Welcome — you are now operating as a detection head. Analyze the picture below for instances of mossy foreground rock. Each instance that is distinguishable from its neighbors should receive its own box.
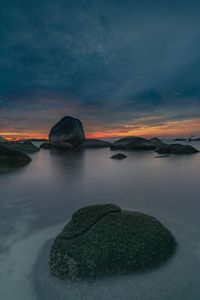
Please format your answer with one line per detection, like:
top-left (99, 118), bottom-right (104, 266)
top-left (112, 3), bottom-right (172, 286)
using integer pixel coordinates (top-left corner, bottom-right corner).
top-left (50, 204), bottom-right (176, 279)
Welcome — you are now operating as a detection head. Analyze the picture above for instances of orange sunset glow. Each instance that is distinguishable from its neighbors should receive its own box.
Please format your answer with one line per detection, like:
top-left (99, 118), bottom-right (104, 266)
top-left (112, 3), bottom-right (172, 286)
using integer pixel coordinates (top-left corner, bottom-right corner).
top-left (1, 119), bottom-right (199, 141)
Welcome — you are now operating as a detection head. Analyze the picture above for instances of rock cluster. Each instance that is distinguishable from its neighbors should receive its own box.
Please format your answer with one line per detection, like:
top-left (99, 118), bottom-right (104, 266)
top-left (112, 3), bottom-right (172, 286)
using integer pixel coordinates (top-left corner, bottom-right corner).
top-left (44, 117), bottom-right (200, 155)
top-left (110, 136), bottom-right (199, 155)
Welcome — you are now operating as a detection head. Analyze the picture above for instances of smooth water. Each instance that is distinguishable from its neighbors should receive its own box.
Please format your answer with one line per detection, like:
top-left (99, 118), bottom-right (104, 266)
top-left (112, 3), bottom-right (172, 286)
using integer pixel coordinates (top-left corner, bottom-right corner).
top-left (0, 142), bottom-right (200, 300)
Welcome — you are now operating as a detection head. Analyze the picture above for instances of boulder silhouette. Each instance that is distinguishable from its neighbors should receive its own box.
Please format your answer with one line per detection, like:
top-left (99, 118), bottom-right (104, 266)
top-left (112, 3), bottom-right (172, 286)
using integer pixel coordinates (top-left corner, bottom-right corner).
top-left (49, 116), bottom-right (85, 148)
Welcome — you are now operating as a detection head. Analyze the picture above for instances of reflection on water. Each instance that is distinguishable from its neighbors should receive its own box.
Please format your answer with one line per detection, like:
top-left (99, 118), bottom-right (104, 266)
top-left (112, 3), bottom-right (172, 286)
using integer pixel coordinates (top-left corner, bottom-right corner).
top-left (0, 142), bottom-right (200, 299)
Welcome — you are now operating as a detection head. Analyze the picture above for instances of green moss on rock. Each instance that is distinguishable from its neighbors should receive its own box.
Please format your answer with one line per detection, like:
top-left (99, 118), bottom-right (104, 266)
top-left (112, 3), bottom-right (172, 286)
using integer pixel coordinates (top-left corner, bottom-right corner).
top-left (50, 204), bottom-right (176, 279)
top-left (61, 204), bottom-right (121, 240)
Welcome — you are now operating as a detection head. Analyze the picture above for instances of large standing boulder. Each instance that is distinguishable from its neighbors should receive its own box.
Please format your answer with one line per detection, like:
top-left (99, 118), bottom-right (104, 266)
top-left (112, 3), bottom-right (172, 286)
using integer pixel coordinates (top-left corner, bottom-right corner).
top-left (50, 204), bottom-right (176, 279)
top-left (0, 143), bottom-right (31, 166)
top-left (49, 116), bottom-right (85, 148)
top-left (111, 137), bottom-right (156, 151)
top-left (156, 143), bottom-right (199, 154)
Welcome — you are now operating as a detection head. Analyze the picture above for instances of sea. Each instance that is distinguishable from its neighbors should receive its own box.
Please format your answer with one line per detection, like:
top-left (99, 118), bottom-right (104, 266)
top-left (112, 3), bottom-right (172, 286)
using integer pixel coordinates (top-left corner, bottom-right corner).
top-left (0, 140), bottom-right (200, 300)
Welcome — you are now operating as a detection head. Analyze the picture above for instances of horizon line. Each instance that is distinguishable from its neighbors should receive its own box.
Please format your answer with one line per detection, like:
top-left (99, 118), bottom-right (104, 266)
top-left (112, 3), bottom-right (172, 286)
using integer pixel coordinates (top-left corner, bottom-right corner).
top-left (1, 132), bottom-right (200, 142)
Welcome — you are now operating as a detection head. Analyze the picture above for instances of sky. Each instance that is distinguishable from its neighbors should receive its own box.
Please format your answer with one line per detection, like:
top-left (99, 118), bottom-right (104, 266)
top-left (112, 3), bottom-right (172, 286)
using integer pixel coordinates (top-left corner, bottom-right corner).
top-left (0, 0), bottom-right (200, 140)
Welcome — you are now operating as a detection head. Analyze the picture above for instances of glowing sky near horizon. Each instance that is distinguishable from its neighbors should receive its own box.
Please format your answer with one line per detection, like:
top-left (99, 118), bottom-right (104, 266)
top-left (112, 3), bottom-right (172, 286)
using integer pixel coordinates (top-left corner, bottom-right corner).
top-left (0, 0), bottom-right (200, 139)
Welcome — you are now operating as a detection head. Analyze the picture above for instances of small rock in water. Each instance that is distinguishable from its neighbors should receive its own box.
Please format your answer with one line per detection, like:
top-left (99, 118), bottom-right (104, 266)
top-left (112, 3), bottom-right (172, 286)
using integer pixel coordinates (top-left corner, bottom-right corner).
top-left (50, 204), bottom-right (176, 280)
top-left (111, 153), bottom-right (127, 160)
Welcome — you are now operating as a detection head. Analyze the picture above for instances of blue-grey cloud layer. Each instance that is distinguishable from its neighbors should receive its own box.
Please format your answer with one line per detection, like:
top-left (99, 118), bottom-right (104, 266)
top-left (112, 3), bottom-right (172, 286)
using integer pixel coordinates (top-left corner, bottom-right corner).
top-left (0, 0), bottom-right (200, 133)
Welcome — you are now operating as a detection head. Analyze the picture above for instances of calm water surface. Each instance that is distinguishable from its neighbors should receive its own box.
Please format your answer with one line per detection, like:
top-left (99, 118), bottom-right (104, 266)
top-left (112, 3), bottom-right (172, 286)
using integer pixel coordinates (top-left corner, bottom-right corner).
top-left (0, 141), bottom-right (200, 300)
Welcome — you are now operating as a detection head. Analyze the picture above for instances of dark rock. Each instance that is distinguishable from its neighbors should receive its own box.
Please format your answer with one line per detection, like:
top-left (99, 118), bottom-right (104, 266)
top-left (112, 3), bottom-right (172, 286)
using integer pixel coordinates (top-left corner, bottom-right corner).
top-left (0, 143), bottom-right (31, 166)
top-left (154, 155), bottom-right (170, 158)
top-left (149, 137), bottom-right (162, 143)
top-left (0, 136), bottom-right (7, 143)
top-left (173, 138), bottom-right (187, 141)
top-left (27, 138), bottom-right (49, 142)
top-left (156, 144), bottom-right (199, 154)
top-left (111, 137), bottom-right (156, 151)
top-left (40, 142), bottom-right (73, 150)
top-left (49, 116), bottom-right (85, 148)
top-left (80, 139), bottom-right (111, 148)
top-left (55, 143), bottom-right (73, 150)
top-left (40, 142), bottom-right (53, 149)
top-left (4, 141), bottom-right (40, 154)
top-left (50, 204), bottom-right (176, 280)
top-left (111, 153), bottom-right (127, 160)
top-left (148, 137), bottom-right (166, 148)
top-left (60, 204), bottom-right (121, 240)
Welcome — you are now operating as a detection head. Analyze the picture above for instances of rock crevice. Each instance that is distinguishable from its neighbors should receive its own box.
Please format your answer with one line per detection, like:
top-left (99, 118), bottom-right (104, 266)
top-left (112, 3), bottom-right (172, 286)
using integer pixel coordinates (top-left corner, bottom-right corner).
top-left (58, 204), bottom-right (121, 240)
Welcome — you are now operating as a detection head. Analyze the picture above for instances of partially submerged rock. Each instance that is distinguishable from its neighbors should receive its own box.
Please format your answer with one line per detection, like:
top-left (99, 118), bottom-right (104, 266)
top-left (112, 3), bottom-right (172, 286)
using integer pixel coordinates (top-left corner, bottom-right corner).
top-left (0, 143), bottom-right (31, 167)
top-left (4, 141), bottom-right (40, 154)
top-left (49, 116), bottom-right (85, 148)
top-left (156, 144), bottom-right (199, 154)
top-left (80, 139), bottom-right (111, 148)
top-left (111, 153), bottom-right (127, 160)
top-left (54, 142), bottom-right (73, 150)
top-left (154, 155), bottom-right (169, 158)
top-left (50, 204), bottom-right (176, 279)
top-left (148, 137), bottom-right (166, 148)
top-left (40, 142), bottom-right (53, 149)
top-left (0, 136), bottom-right (7, 143)
top-left (40, 142), bottom-right (73, 150)
top-left (111, 137), bottom-right (156, 151)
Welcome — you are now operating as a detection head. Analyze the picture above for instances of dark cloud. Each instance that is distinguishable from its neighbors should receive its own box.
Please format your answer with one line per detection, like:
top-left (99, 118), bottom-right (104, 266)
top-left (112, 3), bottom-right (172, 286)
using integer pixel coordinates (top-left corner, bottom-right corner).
top-left (0, 0), bottom-right (200, 136)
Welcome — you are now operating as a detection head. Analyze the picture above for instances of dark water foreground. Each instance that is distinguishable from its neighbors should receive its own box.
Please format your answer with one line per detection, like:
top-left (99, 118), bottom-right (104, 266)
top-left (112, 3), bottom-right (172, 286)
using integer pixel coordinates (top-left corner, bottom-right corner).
top-left (0, 141), bottom-right (200, 300)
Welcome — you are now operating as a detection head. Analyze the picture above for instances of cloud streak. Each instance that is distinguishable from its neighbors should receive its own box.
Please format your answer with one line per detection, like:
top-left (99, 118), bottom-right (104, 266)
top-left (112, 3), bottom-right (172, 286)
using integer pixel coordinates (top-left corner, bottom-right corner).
top-left (0, 0), bottom-right (200, 138)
